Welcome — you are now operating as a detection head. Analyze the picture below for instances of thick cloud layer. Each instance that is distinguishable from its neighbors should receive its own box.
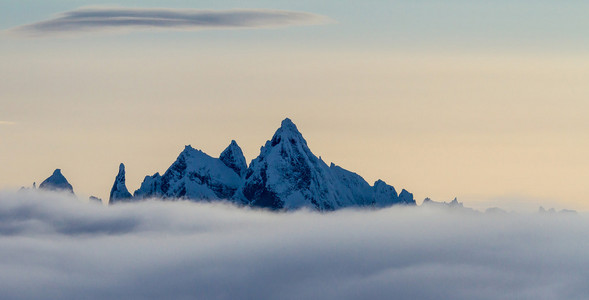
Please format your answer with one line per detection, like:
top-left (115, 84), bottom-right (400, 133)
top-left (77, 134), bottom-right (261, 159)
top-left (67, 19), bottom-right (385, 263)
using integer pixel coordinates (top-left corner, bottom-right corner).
top-left (0, 190), bottom-right (587, 300)
top-left (9, 7), bottom-right (328, 36)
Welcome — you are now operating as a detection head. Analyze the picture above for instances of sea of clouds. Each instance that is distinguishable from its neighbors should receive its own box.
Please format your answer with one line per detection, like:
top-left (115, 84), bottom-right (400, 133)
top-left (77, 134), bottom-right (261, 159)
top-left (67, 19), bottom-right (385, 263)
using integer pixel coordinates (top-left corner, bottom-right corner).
top-left (0, 190), bottom-right (587, 300)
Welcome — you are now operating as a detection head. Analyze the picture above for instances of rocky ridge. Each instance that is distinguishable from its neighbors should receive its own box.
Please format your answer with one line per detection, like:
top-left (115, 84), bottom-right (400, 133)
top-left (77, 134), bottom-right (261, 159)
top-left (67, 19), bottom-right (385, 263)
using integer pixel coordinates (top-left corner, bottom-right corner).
top-left (123, 118), bottom-right (415, 211)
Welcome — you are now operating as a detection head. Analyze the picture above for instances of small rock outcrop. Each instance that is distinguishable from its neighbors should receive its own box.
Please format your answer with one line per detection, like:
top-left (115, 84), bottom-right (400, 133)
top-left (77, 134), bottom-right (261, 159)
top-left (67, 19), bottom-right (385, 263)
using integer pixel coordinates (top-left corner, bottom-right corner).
top-left (89, 196), bottom-right (103, 203)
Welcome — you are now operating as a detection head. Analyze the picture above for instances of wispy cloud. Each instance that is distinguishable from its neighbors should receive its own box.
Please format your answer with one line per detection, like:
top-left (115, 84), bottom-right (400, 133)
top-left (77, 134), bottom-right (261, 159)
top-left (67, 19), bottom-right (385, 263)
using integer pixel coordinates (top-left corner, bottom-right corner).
top-left (0, 121), bottom-right (15, 125)
top-left (0, 190), bottom-right (587, 300)
top-left (7, 7), bottom-right (330, 37)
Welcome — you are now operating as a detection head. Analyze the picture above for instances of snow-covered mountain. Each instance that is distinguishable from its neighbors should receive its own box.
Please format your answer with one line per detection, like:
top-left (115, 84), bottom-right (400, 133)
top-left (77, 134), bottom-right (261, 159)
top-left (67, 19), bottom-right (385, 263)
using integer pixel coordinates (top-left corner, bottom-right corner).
top-left (237, 118), bottom-right (342, 210)
top-left (39, 169), bottom-right (74, 194)
top-left (118, 118), bottom-right (415, 210)
top-left (132, 144), bottom-right (242, 201)
top-left (236, 118), bottom-right (412, 210)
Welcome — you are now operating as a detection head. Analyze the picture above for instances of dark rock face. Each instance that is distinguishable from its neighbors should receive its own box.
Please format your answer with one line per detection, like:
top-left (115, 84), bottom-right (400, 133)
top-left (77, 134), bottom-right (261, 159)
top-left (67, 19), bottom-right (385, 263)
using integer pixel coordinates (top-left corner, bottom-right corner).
top-left (219, 140), bottom-right (247, 177)
top-left (241, 165), bottom-right (283, 210)
top-left (39, 169), bottom-right (74, 194)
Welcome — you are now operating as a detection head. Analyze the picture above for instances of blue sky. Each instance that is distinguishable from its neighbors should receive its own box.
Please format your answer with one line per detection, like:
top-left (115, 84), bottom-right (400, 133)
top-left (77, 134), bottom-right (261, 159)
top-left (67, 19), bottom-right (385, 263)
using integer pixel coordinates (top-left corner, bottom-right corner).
top-left (3, 1), bottom-right (589, 53)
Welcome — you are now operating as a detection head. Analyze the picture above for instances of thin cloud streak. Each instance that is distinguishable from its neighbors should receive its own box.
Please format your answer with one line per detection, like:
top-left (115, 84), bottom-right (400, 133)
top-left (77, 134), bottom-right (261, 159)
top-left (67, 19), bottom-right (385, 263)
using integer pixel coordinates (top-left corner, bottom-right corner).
top-left (8, 7), bottom-right (330, 37)
top-left (0, 121), bottom-right (15, 125)
top-left (0, 190), bottom-right (588, 300)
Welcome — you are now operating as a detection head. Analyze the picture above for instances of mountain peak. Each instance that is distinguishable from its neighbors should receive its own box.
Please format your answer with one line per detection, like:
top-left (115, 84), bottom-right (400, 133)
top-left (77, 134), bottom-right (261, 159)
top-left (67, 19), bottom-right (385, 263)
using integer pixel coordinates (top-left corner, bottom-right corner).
top-left (240, 117), bottom-right (354, 210)
top-left (179, 145), bottom-right (210, 159)
top-left (281, 117), bottom-right (296, 129)
top-left (110, 163), bottom-right (132, 204)
top-left (118, 163), bottom-right (125, 174)
top-left (270, 118), bottom-right (306, 148)
top-left (278, 118), bottom-right (302, 135)
top-left (398, 189), bottom-right (415, 205)
top-left (39, 169), bottom-right (74, 194)
top-left (220, 140), bottom-right (247, 177)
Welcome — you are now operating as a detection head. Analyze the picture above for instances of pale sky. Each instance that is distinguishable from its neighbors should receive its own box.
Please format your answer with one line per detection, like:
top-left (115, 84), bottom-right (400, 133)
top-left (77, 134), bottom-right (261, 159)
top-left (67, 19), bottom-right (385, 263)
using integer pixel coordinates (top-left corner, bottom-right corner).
top-left (1, 0), bottom-right (589, 211)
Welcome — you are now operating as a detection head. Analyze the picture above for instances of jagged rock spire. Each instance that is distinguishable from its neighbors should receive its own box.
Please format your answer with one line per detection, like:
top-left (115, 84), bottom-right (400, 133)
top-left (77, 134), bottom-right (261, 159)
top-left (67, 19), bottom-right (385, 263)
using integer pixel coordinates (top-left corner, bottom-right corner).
top-left (219, 140), bottom-right (247, 177)
top-left (109, 163), bottom-right (132, 204)
top-left (39, 169), bottom-right (74, 194)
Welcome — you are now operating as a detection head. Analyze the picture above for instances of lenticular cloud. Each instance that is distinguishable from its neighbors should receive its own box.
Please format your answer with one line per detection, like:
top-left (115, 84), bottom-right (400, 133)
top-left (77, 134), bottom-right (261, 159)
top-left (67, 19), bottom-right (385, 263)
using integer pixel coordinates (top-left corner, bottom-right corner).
top-left (8, 7), bottom-right (329, 37)
top-left (0, 190), bottom-right (588, 300)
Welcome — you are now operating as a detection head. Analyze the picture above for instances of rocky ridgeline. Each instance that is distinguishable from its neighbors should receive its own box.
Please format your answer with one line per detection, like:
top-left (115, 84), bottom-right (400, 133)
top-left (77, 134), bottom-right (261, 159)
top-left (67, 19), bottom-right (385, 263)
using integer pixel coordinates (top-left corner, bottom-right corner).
top-left (112, 118), bottom-right (416, 211)
top-left (27, 119), bottom-right (577, 213)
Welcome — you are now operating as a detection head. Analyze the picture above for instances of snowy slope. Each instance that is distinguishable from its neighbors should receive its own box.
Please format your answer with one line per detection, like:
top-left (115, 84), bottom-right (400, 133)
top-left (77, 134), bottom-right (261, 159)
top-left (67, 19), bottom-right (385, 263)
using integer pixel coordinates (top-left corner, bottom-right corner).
top-left (134, 173), bottom-right (162, 199)
top-left (134, 145), bottom-right (242, 200)
top-left (329, 163), bottom-right (374, 206)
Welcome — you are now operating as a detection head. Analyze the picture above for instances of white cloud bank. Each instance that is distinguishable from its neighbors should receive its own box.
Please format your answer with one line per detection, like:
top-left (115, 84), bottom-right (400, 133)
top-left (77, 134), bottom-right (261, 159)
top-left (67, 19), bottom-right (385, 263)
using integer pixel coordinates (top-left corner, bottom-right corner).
top-left (8, 7), bottom-right (329, 37)
top-left (0, 190), bottom-right (587, 300)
